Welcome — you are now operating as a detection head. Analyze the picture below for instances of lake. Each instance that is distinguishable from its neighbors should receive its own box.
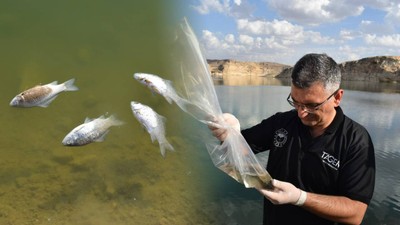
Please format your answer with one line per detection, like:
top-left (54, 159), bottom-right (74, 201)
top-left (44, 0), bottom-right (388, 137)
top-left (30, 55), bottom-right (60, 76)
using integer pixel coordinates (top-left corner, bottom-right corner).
top-left (212, 80), bottom-right (400, 225)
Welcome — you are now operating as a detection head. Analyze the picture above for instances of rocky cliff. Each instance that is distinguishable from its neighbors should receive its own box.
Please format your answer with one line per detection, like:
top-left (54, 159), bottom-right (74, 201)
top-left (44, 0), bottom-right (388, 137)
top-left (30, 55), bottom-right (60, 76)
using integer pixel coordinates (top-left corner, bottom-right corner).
top-left (208, 56), bottom-right (400, 83)
top-left (207, 59), bottom-right (291, 79)
top-left (340, 56), bottom-right (400, 82)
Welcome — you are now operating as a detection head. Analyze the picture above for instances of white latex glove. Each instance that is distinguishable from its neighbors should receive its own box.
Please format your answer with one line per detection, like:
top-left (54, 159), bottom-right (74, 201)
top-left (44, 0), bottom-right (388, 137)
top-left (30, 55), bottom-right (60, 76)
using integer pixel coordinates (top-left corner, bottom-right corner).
top-left (257, 179), bottom-right (307, 206)
top-left (208, 113), bottom-right (240, 142)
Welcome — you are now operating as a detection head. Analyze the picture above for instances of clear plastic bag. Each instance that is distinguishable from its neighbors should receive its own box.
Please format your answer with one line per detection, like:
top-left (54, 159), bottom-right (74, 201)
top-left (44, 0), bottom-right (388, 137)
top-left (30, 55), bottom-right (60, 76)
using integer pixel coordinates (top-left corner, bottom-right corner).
top-left (171, 18), bottom-right (273, 189)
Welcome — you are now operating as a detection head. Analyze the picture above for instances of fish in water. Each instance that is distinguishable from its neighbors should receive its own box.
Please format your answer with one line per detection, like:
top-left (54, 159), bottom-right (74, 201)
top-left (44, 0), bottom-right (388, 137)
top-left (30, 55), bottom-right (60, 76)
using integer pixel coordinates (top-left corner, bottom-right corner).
top-left (133, 72), bottom-right (212, 123)
top-left (62, 114), bottom-right (124, 146)
top-left (10, 78), bottom-right (79, 107)
top-left (133, 73), bottom-right (185, 105)
top-left (130, 101), bottom-right (174, 158)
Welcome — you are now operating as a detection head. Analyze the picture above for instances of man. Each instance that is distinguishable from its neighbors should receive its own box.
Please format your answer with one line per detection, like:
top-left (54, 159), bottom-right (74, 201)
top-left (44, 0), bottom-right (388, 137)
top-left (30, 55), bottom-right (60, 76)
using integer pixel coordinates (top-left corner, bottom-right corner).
top-left (210, 53), bottom-right (375, 225)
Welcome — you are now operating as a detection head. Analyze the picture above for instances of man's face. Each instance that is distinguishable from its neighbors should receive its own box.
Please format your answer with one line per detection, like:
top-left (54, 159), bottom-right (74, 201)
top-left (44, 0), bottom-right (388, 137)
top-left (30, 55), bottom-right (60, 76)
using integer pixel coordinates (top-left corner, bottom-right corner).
top-left (289, 83), bottom-right (342, 128)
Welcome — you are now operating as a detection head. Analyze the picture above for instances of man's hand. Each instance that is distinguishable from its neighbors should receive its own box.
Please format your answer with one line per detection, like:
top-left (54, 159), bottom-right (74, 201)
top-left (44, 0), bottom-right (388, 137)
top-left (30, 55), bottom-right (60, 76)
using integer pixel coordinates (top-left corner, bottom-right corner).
top-left (257, 179), bottom-right (306, 206)
top-left (208, 113), bottom-right (240, 142)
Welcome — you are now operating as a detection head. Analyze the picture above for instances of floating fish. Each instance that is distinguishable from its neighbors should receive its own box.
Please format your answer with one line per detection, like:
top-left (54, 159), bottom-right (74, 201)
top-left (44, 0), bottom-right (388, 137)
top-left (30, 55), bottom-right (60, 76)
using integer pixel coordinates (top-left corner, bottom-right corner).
top-left (62, 114), bottom-right (124, 146)
top-left (134, 72), bottom-right (212, 123)
top-left (130, 101), bottom-right (174, 158)
top-left (10, 78), bottom-right (79, 108)
top-left (133, 73), bottom-right (185, 105)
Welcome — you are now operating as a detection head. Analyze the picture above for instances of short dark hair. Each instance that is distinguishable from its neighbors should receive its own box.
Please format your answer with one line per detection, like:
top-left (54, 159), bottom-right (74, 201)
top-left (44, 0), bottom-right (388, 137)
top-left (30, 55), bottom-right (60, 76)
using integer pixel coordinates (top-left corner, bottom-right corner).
top-left (291, 53), bottom-right (341, 92)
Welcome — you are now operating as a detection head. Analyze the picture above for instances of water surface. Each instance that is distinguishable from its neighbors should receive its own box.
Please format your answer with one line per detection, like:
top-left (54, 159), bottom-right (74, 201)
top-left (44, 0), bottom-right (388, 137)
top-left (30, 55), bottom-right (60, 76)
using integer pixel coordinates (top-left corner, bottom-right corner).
top-left (0, 1), bottom-right (219, 224)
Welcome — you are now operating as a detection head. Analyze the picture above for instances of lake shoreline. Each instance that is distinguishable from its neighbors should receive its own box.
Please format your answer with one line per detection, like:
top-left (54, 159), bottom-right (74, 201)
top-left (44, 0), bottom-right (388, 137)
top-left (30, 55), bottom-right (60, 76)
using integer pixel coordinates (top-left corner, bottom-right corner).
top-left (212, 77), bottom-right (400, 94)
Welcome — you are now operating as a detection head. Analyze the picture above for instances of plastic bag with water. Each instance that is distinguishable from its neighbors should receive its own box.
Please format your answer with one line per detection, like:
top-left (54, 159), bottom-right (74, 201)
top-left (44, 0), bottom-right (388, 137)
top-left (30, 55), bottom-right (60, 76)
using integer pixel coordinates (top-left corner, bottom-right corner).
top-left (171, 18), bottom-right (273, 189)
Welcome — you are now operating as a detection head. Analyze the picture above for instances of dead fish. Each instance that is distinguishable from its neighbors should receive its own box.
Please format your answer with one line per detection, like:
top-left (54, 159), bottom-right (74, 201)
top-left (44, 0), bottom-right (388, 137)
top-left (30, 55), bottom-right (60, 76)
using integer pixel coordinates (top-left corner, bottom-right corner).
top-left (133, 73), bottom-right (184, 105)
top-left (10, 78), bottom-right (79, 107)
top-left (130, 101), bottom-right (174, 157)
top-left (62, 114), bottom-right (124, 146)
top-left (133, 72), bottom-right (212, 122)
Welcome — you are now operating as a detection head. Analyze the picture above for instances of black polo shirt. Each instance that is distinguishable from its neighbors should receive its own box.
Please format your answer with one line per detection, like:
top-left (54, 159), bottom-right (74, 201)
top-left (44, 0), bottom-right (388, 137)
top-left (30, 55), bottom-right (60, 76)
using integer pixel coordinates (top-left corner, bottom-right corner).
top-left (241, 106), bottom-right (375, 225)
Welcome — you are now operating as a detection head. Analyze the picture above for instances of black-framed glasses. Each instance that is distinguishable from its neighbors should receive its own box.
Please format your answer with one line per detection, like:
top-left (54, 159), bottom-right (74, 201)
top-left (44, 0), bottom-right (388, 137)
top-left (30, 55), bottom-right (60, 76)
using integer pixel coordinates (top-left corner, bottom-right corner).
top-left (287, 88), bottom-right (339, 113)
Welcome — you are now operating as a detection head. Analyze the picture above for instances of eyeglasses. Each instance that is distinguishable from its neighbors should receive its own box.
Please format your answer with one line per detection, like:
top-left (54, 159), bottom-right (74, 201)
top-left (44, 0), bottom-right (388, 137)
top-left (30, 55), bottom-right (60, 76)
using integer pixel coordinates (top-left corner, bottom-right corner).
top-left (287, 89), bottom-right (339, 113)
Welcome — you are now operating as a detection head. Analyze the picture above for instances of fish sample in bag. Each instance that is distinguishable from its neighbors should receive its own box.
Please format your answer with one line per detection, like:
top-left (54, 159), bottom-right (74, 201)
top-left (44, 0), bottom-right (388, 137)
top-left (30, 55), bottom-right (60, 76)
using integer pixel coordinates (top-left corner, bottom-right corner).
top-left (130, 101), bottom-right (174, 158)
top-left (62, 114), bottom-right (124, 146)
top-left (170, 18), bottom-right (273, 189)
top-left (10, 78), bottom-right (79, 107)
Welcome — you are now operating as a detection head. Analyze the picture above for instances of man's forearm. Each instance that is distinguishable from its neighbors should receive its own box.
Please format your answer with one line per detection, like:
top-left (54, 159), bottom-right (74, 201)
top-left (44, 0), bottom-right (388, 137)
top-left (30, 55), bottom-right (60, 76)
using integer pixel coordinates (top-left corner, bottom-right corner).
top-left (302, 192), bottom-right (368, 225)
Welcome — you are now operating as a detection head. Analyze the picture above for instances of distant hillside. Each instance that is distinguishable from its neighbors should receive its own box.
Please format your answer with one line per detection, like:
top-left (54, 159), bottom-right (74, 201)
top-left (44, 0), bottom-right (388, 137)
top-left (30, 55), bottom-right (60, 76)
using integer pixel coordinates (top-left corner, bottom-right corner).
top-left (207, 59), bottom-right (291, 79)
top-left (340, 56), bottom-right (400, 82)
top-left (208, 56), bottom-right (400, 83)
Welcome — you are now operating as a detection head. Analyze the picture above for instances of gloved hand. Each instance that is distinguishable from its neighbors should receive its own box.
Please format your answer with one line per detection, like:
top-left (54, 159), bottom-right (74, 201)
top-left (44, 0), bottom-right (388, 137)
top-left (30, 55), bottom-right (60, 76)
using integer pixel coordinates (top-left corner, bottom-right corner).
top-left (208, 113), bottom-right (240, 142)
top-left (257, 179), bottom-right (307, 206)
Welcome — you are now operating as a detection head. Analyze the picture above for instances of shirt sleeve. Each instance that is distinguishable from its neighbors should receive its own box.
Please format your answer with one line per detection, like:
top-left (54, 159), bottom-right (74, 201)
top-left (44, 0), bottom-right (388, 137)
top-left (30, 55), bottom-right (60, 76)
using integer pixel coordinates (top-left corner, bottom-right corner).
top-left (241, 114), bottom-right (277, 154)
top-left (338, 125), bottom-right (375, 204)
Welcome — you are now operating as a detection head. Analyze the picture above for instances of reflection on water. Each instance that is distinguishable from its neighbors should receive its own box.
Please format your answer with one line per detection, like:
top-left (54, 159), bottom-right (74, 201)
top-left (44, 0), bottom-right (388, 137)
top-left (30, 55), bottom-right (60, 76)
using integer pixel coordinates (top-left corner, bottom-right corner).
top-left (213, 75), bottom-right (291, 86)
top-left (214, 85), bottom-right (400, 225)
top-left (214, 76), bottom-right (400, 94)
top-left (341, 81), bottom-right (400, 94)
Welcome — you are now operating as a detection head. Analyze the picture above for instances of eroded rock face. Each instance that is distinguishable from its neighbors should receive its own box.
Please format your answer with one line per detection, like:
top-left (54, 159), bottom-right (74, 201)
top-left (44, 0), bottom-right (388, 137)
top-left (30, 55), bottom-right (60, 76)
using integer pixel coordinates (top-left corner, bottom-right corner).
top-left (339, 56), bottom-right (400, 82)
top-left (207, 59), bottom-right (290, 78)
top-left (209, 56), bottom-right (400, 83)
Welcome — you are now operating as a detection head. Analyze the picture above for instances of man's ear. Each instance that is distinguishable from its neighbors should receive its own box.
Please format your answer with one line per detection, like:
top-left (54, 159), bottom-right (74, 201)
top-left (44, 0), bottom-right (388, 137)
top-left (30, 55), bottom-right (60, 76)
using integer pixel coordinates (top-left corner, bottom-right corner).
top-left (333, 89), bottom-right (343, 106)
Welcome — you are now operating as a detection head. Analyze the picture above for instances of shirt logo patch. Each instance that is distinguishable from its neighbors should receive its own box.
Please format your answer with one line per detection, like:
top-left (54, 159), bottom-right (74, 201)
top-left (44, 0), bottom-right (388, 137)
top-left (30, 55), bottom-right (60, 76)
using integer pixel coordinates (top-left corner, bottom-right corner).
top-left (321, 151), bottom-right (340, 170)
top-left (274, 128), bottom-right (288, 147)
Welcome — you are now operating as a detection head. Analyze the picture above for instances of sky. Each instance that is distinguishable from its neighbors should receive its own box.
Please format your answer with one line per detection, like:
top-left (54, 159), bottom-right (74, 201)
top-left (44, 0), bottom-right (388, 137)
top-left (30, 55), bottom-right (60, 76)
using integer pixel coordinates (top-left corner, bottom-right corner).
top-left (187, 0), bottom-right (400, 65)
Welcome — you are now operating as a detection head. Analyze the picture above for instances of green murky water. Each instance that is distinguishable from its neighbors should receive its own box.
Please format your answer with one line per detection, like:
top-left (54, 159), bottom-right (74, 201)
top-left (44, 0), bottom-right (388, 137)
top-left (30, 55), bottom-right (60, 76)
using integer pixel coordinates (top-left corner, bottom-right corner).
top-left (0, 1), bottom-right (220, 224)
